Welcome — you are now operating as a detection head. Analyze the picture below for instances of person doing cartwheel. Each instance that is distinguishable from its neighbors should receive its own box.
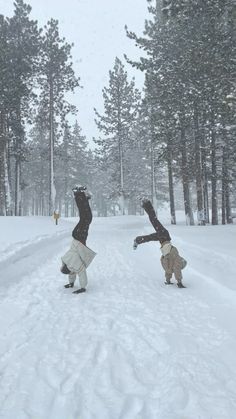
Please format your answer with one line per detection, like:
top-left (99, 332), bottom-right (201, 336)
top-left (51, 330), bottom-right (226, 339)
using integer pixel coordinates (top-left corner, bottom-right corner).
top-left (133, 199), bottom-right (187, 288)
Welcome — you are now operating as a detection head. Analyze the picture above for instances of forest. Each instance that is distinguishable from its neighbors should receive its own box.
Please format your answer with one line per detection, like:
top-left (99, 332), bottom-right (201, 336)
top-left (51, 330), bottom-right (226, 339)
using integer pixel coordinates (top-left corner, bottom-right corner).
top-left (0, 0), bottom-right (236, 225)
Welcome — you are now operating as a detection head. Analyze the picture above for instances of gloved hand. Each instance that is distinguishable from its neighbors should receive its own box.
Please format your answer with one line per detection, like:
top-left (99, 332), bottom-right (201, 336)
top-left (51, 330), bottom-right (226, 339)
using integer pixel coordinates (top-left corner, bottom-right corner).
top-left (133, 239), bottom-right (138, 250)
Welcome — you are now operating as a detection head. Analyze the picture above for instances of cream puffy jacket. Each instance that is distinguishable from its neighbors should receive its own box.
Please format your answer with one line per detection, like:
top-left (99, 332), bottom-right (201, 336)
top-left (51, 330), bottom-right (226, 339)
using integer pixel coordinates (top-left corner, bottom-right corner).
top-left (160, 242), bottom-right (172, 256)
top-left (61, 239), bottom-right (96, 274)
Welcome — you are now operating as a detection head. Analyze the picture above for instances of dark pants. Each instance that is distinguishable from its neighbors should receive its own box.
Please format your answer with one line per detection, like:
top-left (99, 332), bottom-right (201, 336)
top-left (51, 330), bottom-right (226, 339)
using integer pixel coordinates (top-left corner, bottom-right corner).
top-left (143, 200), bottom-right (171, 241)
top-left (72, 192), bottom-right (92, 245)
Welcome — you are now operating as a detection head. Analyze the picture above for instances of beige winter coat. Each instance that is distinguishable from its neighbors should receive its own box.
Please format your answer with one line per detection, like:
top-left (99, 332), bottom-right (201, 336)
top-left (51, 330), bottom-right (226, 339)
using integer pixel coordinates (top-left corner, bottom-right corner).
top-left (160, 241), bottom-right (187, 282)
top-left (61, 239), bottom-right (96, 274)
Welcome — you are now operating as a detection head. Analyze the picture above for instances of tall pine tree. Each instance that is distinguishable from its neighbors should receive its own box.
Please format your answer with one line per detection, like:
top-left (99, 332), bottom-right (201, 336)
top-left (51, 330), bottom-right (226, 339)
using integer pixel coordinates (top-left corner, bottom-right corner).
top-left (95, 57), bottom-right (140, 214)
top-left (38, 19), bottom-right (80, 215)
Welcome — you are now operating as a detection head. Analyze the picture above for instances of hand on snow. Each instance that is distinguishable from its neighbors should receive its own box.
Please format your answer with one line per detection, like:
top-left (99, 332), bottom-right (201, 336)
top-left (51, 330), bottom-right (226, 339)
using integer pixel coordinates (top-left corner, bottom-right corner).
top-left (133, 239), bottom-right (138, 250)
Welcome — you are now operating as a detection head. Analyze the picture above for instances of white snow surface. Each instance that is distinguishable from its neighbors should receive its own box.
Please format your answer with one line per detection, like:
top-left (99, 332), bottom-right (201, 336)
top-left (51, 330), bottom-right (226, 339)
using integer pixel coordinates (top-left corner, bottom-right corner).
top-left (0, 214), bottom-right (236, 419)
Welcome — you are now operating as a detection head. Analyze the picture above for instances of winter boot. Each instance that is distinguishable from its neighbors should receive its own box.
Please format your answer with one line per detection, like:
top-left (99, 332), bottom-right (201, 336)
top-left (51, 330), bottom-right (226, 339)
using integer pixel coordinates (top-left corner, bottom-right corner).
top-left (64, 283), bottom-right (74, 288)
top-left (72, 186), bottom-right (91, 200)
top-left (140, 198), bottom-right (151, 208)
top-left (177, 282), bottom-right (186, 288)
top-left (72, 185), bottom-right (87, 193)
top-left (165, 280), bottom-right (173, 285)
top-left (73, 288), bottom-right (86, 294)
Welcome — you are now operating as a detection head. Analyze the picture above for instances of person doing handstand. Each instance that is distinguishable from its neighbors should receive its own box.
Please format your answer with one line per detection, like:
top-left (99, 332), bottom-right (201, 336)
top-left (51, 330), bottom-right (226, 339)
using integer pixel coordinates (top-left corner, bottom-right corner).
top-left (61, 186), bottom-right (96, 294)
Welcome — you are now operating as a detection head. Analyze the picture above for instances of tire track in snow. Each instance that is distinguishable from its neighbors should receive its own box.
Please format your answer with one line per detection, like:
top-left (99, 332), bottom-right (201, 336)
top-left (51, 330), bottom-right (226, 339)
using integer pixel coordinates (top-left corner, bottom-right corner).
top-left (0, 230), bottom-right (69, 294)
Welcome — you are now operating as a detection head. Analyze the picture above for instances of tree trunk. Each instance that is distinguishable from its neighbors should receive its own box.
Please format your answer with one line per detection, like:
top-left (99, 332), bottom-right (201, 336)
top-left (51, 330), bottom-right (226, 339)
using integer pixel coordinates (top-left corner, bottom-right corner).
top-left (225, 179), bottom-right (232, 223)
top-left (194, 103), bottom-right (205, 225)
top-left (180, 124), bottom-right (194, 225)
top-left (14, 158), bottom-right (21, 215)
top-left (49, 78), bottom-right (56, 216)
top-left (118, 131), bottom-right (125, 215)
top-left (0, 111), bottom-right (11, 215)
top-left (0, 133), bottom-right (6, 215)
top-left (65, 201), bottom-right (69, 217)
top-left (221, 146), bottom-right (226, 225)
top-left (117, 97), bottom-right (125, 215)
top-left (221, 118), bottom-right (232, 224)
top-left (14, 108), bottom-right (23, 216)
top-left (201, 132), bottom-right (210, 224)
top-left (210, 109), bottom-right (218, 225)
top-left (224, 130), bottom-right (232, 224)
top-left (167, 139), bottom-right (176, 224)
top-left (151, 132), bottom-right (158, 213)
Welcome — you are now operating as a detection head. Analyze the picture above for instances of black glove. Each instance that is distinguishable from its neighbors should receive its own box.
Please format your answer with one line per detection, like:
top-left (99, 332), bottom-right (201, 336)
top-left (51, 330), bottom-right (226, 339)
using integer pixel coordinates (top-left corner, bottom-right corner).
top-left (134, 236), bottom-right (145, 247)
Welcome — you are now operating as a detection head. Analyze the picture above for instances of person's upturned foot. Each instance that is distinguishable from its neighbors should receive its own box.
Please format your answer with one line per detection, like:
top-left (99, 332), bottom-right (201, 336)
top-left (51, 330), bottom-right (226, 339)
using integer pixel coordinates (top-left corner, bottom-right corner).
top-left (64, 283), bottom-right (74, 288)
top-left (140, 197), bottom-right (150, 207)
top-left (72, 185), bottom-right (87, 193)
top-left (177, 282), bottom-right (186, 288)
top-left (72, 185), bottom-right (91, 199)
top-left (141, 199), bottom-right (153, 212)
top-left (73, 288), bottom-right (86, 294)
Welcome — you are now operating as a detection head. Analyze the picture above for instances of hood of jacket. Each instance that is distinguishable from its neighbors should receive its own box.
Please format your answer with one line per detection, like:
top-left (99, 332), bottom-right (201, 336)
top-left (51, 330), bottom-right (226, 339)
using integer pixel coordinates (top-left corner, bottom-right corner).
top-left (160, 241), bottom-right (172, 256)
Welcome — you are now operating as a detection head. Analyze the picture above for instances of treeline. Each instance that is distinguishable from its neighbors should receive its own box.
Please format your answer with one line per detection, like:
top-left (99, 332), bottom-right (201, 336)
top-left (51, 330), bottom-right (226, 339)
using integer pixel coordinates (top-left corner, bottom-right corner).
top-left (0, 0), bottom-right (81, 216)
top-left (94, 0), bottom-right (236, 224)
top-left (1, 0), bottom-right (236, 223)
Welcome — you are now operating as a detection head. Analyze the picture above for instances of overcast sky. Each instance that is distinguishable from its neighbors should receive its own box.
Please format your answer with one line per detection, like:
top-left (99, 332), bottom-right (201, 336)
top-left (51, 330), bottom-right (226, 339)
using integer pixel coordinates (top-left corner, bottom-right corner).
top-left (0, 0), bottom-right (150, 146)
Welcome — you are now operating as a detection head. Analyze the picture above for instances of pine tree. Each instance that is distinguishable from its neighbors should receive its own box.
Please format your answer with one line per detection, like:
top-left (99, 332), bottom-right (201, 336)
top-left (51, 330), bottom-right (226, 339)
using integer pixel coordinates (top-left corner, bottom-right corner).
top-left (38, 19), bottom-right (80, 215)
top-left (0, 15), bottom-right (11, 215)
top-left (126, 0), bottom-right (236, 225)
top-left (7, 0), bottom-right (41, 215)
top-left (94, 57), bottom-right (140, 214)
top-left (126, 4), bottom-right (195, 224)
top-left (123, 103), bottom-right (150, 214)
top-left (0, 2), bottom-right (40, 215)
top-left (71, 120), bottom-right (89, 188)
top-left (55, 120), bottom-right (90, 216)
top-left (22, 110), bottom-right (49, 215)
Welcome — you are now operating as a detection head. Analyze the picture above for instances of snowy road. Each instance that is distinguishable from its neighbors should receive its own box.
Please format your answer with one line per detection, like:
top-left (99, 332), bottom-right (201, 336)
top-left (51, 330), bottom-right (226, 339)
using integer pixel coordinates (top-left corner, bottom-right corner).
top-left (0, 216), bottom-right (236, 419)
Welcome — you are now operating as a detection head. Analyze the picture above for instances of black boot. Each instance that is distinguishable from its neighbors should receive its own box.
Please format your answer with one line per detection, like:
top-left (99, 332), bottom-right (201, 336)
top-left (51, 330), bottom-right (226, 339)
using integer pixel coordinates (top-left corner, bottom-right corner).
top-left (73, 288), bottom-right (86, 294)
top-left (165, 281), bottom-right (173, 285)
top-left (141, 198), bottom-right (152, 210)
top-left (177, 282), bottom-right (186, 288)
top-left (64, 283), bottom-right (74, 288)
top-left (72, 185), bottom-right (87, 193)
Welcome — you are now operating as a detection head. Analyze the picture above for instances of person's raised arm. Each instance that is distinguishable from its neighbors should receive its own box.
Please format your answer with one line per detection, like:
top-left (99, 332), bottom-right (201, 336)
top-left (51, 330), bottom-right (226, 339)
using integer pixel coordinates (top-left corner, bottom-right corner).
top-left (133, 232), bottom-right (159, 249)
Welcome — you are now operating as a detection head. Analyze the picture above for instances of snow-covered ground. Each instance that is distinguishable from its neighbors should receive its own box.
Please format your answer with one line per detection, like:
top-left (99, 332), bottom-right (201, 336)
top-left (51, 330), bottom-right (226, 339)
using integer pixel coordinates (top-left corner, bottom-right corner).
top-left (0, 213), bottom-right (236, 419)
